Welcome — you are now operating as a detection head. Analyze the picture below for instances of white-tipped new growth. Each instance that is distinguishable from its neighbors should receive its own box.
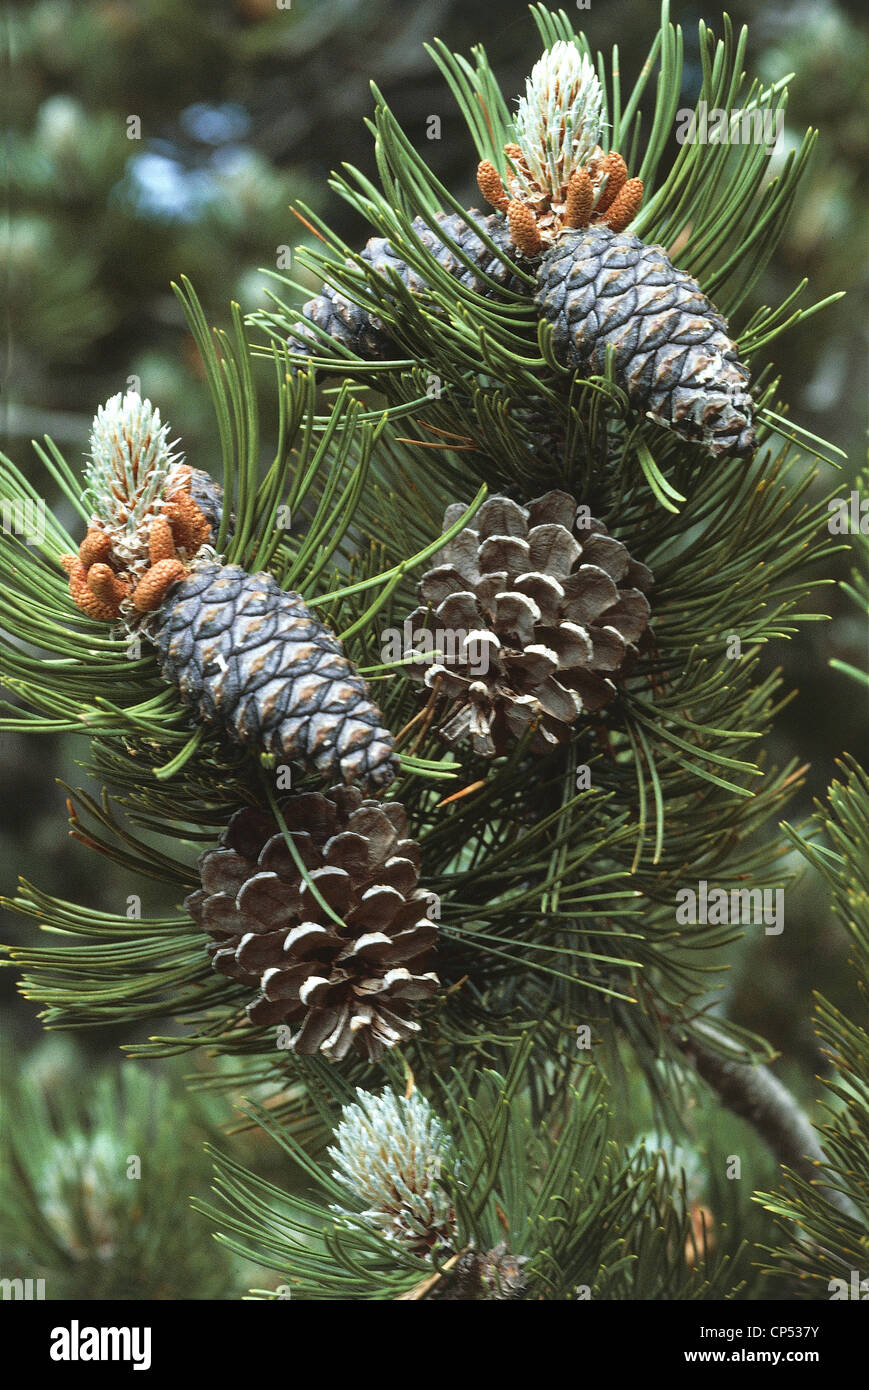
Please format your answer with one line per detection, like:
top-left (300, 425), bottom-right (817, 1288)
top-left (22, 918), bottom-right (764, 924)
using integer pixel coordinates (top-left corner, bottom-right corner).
top-left (84, 391), bottom-right (185, 535)
top-left (38, 1131), bottom-right (130, 1262)
top-left (81, 390), bottom-right (193, 598)
top-left (514, 41), bottom-right (604, 195)
top-left (328, 1087), bottom-right (457, 1259)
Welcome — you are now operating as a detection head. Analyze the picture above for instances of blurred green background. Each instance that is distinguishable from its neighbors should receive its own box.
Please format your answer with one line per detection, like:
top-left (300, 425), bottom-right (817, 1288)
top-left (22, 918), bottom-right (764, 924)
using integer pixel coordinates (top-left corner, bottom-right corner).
top-left (1, 0), bottom-right (867, 1288)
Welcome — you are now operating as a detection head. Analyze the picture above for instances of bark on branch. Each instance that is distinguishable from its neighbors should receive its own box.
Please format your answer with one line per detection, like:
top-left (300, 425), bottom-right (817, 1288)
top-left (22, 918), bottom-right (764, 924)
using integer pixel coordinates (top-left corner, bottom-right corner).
top-left (677, 1028), bottom-right (855, 1217)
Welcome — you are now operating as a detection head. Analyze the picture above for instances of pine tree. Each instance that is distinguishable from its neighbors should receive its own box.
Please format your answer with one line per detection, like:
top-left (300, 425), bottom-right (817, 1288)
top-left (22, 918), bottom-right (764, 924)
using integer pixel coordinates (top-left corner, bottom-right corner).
top-left (1, 4), bottom-right (861, 1304)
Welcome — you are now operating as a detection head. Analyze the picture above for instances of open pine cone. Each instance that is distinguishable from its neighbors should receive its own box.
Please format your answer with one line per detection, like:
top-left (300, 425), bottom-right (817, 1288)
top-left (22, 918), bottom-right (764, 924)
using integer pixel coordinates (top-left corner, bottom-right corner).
top-left (403, 491), bottom-right (653, 756)
top-left (428, 1243), bottom-right (529, 1300)
top-left (185, 787), bottom-right (438, 1061)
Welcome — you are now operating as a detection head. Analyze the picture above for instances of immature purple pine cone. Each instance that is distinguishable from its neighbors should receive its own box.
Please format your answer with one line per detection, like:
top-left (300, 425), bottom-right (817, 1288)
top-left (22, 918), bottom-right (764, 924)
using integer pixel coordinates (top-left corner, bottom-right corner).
top-left (64, 394), bottom-right (397, 789)
top-left (534, 226), bottom-right (756, 459)
top-left (288, 209), bottom-right (522, 364)
top-left (428, 1243), bottom-right (529, 1300)
top-left (290, 210), bottom-right (755, 460)
top-left (185, 466), bottom-right (233, 542)
top-left (152, 563), bottom-right (399, 792)
top-left (185, 787), bottom-right (438, 1061)
top-left (288, 43), bottom-right (756, 460)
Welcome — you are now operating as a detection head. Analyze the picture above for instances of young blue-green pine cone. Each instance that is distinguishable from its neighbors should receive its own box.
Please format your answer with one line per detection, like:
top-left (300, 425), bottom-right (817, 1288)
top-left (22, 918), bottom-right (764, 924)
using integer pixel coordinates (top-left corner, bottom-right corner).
top-left (328, 1088), bottom-right (456, 1254)
top-left (289, 210), bottom-right (522, 364)
top-left (152, 563), bottom-right (399, 791)
top-left (535, 226), bottom-right (756, 459)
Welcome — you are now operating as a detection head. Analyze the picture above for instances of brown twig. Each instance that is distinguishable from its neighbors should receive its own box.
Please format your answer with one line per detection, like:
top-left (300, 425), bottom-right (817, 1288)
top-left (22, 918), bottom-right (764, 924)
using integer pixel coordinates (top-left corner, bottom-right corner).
top-left (677, 1025), bottom-right (855, 1218)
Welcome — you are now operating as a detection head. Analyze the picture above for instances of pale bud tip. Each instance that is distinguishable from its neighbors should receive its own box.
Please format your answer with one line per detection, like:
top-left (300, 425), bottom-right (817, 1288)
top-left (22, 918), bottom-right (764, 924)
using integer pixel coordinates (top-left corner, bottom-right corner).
top-left (85, 390), bottom-right (184, 529)
top-left (514, 41), bottom-right (605, 195)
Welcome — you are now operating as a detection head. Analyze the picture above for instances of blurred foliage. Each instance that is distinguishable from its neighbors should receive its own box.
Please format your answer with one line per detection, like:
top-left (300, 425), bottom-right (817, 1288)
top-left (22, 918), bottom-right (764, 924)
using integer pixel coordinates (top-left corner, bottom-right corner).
top-left (0, 1042), bottom-right (258, 1299)
top-left (759, 758), bottom-right (869, 1295)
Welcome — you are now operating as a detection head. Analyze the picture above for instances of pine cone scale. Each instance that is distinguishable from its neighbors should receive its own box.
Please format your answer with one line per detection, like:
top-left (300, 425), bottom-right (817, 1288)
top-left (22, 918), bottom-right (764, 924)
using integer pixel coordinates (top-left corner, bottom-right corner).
top-left (536, 226), bottom-right (755, 457)
top-left (153, 564), bottom-right (398, 791)
top-left (405, 491), bottom-right (653, 755)
top-left (186, 789), bottom-right (438, 1060)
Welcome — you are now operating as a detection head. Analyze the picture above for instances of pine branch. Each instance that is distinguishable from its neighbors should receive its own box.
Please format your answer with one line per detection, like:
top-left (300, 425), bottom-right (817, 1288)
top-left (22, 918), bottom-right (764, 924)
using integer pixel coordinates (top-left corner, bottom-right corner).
top-left (0, 3), bottom-right (850, 1130)
top-left (830, 461), bottom-right (869, 689)
top-left (195, 1041), bottom-right (747, 1300)
top-left (677, 1027), bottom-right (847, 1202)
top-left (754, 758), bottom-right (869, 1290)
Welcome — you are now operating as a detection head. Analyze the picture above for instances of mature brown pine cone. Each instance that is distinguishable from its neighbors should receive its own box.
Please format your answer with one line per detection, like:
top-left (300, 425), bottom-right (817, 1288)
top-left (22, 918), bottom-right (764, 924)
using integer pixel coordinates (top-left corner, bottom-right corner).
top-left (402, 490), bottom-right (652, 756)
top-left (185, 787), bottom-right (438, 1061)
top-left (153, 563), bottom-right (399, 791)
